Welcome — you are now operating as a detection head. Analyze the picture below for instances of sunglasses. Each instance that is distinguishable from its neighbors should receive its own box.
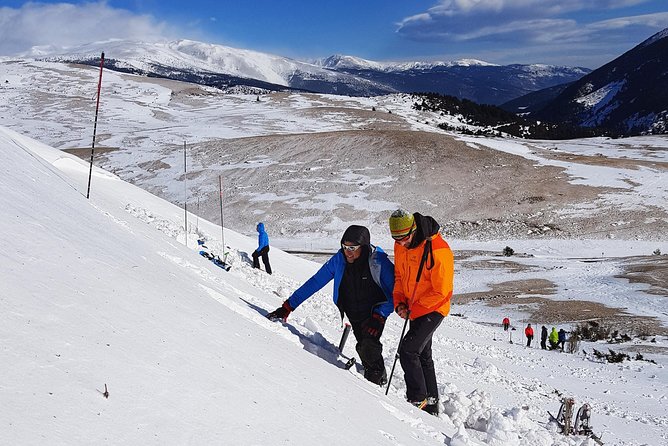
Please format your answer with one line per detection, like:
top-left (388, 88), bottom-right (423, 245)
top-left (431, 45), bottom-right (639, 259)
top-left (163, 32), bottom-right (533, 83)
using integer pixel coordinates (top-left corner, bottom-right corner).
top-left (341, 244), bottom-right (361, 252)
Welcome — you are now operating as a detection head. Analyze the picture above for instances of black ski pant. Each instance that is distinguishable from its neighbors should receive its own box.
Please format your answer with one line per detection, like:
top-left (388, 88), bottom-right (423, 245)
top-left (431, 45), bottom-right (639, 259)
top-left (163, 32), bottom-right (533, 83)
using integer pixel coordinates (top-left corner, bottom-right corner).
top-left (526, 335), bottom-right (533, 347)
top-left (540, 338), bottom-right (547, 350)
top-left (399, 311), bottom-right (444, 402)
top-left (351, 322), bottom-right (387, 385)
top-left (252, 246), bottom-right (272, 274)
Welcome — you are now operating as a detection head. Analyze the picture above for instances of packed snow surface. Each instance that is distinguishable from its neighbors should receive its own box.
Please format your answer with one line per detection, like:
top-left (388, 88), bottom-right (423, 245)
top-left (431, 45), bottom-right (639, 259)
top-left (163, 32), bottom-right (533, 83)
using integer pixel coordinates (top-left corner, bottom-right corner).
top-left (0, 57), bottom-right (667, 445)
top-left (1, 126), bottom-right (666, 445)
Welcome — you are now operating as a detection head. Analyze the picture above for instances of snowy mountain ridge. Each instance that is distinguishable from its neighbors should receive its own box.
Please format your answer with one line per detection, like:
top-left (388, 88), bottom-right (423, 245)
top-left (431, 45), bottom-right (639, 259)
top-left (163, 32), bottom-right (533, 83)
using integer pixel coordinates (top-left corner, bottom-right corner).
top-left (23, 37), bottom-right (588, 104)
top-left (34, 38), bottom-right (341, 88)
top-left (314, 54), bottom-right (498, 71)
top-left (640, 27), bottom-right (668, 47)
top-left (529, 27), bottom-right (668, 135)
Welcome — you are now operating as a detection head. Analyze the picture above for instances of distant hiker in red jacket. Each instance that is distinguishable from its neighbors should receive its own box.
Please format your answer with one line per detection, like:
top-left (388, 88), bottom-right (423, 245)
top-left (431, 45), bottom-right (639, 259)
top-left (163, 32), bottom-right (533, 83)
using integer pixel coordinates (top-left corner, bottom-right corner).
top-left (503, 317), bottom-right (510, 331)
top-left (525, 323), bottom-right (534, 347)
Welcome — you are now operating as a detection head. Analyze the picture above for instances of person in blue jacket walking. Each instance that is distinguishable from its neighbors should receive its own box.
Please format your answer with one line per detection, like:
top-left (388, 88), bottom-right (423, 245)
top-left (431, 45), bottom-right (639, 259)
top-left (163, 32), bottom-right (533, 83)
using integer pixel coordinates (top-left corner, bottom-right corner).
top-left (252, 222), bottom-right (272, 274)
top-left (267, 225), bottom-right (394, 385)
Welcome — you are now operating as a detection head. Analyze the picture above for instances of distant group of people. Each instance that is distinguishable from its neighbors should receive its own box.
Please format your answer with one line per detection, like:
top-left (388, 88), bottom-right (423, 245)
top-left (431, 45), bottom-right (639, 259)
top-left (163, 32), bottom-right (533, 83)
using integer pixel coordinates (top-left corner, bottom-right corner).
top-left (502, 318), bottom-right (568, 351)
top-left (545, 326), bottom-right (568, 351)
top-left (265, 209), bottom-right (454, 416)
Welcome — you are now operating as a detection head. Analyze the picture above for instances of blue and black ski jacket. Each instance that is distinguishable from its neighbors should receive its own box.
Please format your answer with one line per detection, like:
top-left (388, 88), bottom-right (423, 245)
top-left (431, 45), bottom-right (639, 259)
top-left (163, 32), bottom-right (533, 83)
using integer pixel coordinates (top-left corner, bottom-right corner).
top-left (287, 245), bottom-right (395, 318)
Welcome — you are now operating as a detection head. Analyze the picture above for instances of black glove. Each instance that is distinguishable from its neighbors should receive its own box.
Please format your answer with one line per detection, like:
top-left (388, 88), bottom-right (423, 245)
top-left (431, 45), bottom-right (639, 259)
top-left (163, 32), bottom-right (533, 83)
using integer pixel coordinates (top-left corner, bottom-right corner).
top-left (395, 303), bottom-right (409, 319)
top-left (267, 301), bottom-right (293, 322)
top-left (362, 313), bottom-right (385, 338)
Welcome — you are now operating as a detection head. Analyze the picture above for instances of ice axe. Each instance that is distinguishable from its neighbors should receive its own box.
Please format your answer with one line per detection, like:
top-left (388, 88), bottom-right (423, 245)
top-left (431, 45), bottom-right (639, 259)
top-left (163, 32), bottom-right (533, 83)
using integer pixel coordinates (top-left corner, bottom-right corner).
top-left (338, 322), bottom-right (356, 370)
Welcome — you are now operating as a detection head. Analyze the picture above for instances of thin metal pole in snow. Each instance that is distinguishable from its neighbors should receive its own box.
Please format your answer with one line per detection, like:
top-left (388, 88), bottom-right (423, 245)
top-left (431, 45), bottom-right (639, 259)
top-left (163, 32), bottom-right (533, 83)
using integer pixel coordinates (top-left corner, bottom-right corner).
top-left (86, 52), bottom-right (105, 199)
top-left (196, 195), bottom-right (200, 233)
top-left (184, 141), bottom-right (188, 247)
top-left (219, 175), bottom-right (226, 259)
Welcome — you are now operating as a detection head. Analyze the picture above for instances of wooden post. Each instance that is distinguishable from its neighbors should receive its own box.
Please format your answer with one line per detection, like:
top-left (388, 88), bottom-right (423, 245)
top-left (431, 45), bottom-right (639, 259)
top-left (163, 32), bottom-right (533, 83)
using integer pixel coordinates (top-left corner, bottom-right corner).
top-left (563, 397), bottom-right (575, 435)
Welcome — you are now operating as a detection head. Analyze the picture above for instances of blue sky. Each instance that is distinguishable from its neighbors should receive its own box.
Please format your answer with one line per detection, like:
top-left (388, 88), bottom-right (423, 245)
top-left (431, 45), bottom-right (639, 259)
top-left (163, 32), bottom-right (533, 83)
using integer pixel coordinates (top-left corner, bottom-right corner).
top-left (0, 1), bottom-right (667, 68)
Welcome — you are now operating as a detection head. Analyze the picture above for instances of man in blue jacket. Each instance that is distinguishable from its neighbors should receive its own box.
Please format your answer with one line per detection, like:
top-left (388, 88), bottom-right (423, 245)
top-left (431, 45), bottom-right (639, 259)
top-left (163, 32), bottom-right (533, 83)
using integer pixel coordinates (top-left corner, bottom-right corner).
top-left (252, 222), bottom-right (272, 274)
top-left (267, 225), bottom-right (394, 385)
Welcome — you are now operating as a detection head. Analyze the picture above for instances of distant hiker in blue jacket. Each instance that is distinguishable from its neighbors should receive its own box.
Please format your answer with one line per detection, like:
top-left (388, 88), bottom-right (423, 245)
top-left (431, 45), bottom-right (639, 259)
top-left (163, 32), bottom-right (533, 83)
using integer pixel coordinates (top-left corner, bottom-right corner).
top-left (252, 222), bottom-right (272, 274)
top-left (267, 225), bottom-right (395, 385)
top-left (558, 328), bottom-right (567, 351)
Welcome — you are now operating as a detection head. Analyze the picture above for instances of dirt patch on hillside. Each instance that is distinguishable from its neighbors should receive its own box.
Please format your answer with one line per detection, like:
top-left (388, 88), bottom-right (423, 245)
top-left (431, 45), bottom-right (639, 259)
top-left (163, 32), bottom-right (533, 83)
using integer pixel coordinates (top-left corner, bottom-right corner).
top-left (537, 150), bottom-right (668, 170)
top-left (138, 159), bottom-right (172, 171)
top-left (148, 128), bottom-right (656, 241)
top-left (63, 147), bottom-right (118, 157)
top-left (456, 278), bottom-right (668, 336)
top-left (616, 255), bottom-right (668, 297)
top-left (459, 257), bottom-right (540, 273)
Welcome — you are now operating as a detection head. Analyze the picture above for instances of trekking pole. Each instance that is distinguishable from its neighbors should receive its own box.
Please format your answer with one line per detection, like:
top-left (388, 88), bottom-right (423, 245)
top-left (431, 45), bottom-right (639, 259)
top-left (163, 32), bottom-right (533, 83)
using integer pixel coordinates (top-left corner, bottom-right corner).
top-left (385, 309), bottom-right (410, 395)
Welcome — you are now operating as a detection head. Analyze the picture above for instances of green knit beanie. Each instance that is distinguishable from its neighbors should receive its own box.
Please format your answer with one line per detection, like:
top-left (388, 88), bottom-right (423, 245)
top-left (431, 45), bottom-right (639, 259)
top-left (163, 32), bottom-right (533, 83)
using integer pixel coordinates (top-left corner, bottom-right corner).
top-left (389, 209), bottom-right (416, 239)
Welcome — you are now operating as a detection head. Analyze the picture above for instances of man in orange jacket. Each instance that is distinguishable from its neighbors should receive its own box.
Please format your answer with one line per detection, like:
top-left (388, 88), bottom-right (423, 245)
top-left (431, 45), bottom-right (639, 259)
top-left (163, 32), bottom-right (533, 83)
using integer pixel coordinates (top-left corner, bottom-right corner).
top-left (525, 323), bottom-right (534, 347)
top-left (389, 209), bottom-right (454, 416)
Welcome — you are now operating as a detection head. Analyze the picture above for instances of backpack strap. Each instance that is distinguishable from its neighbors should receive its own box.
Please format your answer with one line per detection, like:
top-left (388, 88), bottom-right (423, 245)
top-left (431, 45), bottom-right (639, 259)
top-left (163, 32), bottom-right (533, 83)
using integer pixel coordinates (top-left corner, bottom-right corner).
top-left (415, 238), bottom-right (434, 283)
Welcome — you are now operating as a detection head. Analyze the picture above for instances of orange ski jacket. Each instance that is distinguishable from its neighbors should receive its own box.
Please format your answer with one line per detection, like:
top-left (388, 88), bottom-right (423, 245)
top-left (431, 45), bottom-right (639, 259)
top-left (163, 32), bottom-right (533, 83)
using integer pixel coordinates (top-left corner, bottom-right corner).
top-left (393, 216), bottom-right (454, 320)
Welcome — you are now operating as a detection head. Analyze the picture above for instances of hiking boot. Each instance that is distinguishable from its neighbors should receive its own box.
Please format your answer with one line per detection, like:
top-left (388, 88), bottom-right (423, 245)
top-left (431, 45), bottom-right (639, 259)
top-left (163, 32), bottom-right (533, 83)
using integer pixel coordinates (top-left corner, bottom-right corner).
top-left (410, 399), bottom-right (428, 410)
top-left (424, 396), bottom-right (439, 416)
top-left (364, 368), bottom-right (387, 386)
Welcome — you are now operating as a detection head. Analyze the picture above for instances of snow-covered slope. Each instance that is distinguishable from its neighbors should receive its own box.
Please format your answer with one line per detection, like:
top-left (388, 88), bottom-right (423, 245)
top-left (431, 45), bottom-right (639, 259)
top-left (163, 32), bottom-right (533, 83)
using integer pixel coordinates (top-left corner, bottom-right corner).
top-left (533, 27), bottom-right (668, 135)
top-left (0, 126), bottom-right (450, 444)
top-left (2, 125), bottom-right (667, 445)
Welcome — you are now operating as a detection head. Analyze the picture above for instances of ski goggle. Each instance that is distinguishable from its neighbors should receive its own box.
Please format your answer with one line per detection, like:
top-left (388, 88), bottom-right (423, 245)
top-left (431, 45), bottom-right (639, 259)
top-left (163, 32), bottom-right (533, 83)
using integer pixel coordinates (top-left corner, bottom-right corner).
top-left (341, 244), bottom-right (361, 252)
top-left (392, 229), bottom-right (415, 242)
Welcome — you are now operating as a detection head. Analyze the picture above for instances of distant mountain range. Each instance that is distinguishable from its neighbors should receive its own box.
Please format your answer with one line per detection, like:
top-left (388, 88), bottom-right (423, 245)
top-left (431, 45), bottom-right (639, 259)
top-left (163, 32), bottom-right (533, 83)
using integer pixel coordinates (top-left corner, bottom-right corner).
top-left (31, 39), bottom-right (588, 106)
top-left (315, 55), bottom-right (589, 106)
top-left (504, 28), bottom-right (668, 135)
top-left (22, 27), bottom-right (668, 136)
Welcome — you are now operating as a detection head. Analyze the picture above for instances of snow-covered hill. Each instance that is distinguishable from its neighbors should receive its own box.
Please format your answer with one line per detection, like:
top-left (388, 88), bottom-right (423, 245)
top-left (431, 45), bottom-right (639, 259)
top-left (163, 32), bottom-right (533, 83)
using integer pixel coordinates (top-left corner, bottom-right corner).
top-left (1, 124), bottom-right (667, 445)
top-left (22, 38), bottom-right (588, 104)
top-left (524, 27), bottom-right (668, 136)
top-left (32, 39), bottom-right (397, 96)
top-left (1, 58), bottom-right (666, 244)
top-left (1, 126), bottom-right (446, 445)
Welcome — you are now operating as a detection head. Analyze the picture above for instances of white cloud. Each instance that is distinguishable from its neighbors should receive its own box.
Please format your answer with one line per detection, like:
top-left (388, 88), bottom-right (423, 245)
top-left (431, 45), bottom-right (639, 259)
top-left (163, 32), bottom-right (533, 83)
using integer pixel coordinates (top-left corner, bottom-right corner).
top-left (397, 0), bottom-right (667, 42)
top-left (0, 2), bottom-right (176, 55)
top-left (396, 0), bottom-right (668, 66)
